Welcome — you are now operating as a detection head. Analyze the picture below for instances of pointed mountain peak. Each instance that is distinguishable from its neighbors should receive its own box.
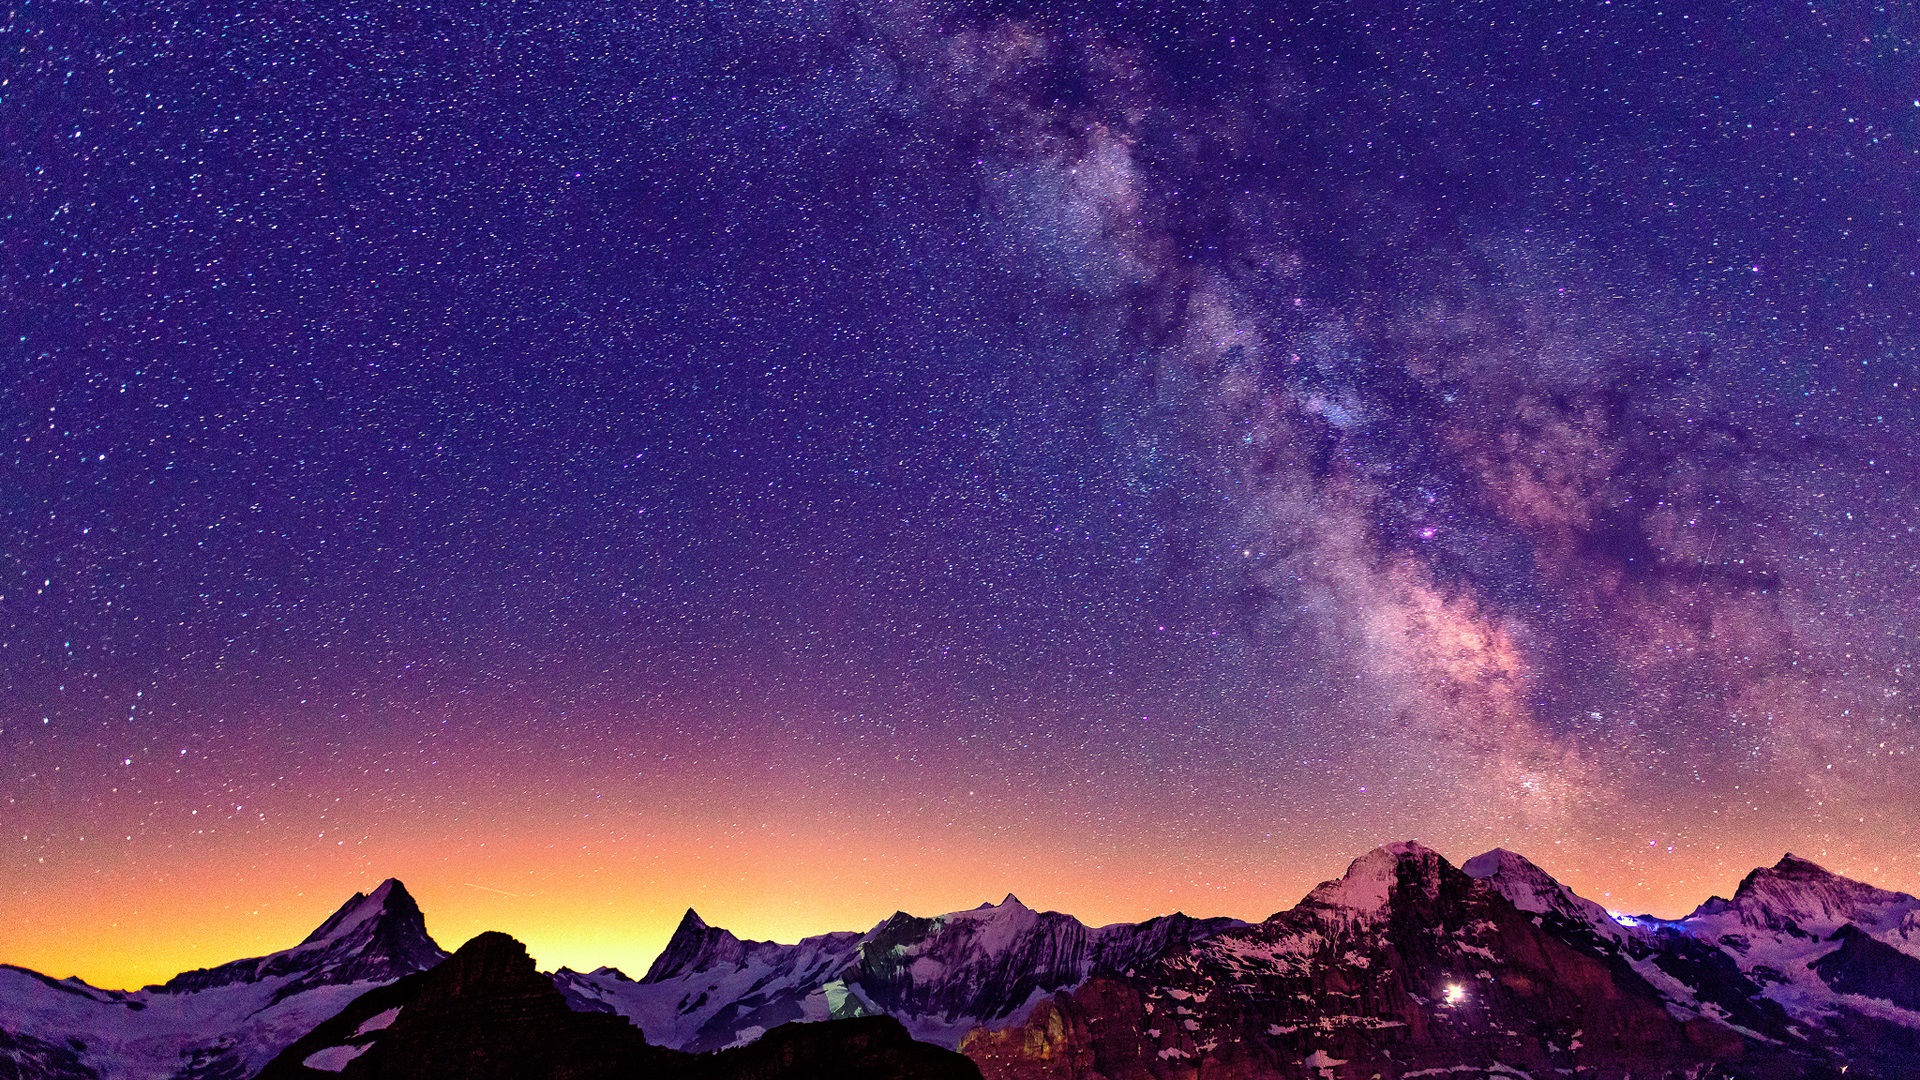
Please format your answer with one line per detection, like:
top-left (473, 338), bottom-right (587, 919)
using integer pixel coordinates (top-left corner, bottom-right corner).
top-left (368, 877), bottom-right (413, 904)
top-left (642, 906), bottom-right (748, 983)
top-left (301, 878), bottom-right (425, 947)
top-left (976, 893), bottom-right (1029, 912)
top-left (1732, 853), bottom-right (1849, 901)
top-left (1766, 853), bottom-right (1832, 878)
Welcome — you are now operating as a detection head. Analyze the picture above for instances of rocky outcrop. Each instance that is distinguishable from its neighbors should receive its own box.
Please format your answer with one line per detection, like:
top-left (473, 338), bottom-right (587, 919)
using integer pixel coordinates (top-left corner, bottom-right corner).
top-left (1812, 923), bottom-right (1920, 1011)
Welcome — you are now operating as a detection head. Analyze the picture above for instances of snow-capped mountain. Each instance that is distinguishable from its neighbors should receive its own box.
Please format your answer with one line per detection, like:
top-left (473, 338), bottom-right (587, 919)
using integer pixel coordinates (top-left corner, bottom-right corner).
top-left (1462, 846), bottom-right (1804, 1048)
top-left (0, 880), bottom-right (447, 1080)
top-left (1685, 853), bottom-right (1920, 953)
top-left (1678, 854), bottom-right (1920, 1067)
top-left (552, 896), bottom-right (1242, 1051)
top-left (963, 843), bottom-right (1826, 1080)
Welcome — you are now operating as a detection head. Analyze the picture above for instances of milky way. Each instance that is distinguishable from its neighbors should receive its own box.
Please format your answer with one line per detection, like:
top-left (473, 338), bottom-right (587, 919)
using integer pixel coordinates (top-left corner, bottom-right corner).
top-left (4, 0), bottom-right (1917, 986)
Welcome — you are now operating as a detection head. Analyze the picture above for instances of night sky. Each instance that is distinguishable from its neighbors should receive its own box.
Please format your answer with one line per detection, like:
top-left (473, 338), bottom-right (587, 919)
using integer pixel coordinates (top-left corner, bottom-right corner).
top-left (5, 0), bottom-right (1918, 988)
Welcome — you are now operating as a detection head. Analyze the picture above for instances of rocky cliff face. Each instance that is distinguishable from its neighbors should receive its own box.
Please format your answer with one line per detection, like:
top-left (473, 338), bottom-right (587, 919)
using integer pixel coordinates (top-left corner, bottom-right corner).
top-left (556, 898), bottom-right (1242, 1051)
top-left (960, 844), bottom-right (1824, 1080)
top-left (0, 880), bottom-right (448, 1080)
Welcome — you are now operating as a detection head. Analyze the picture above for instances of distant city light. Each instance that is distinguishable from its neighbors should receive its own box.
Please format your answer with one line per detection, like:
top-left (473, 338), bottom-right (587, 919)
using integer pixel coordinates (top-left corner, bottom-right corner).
top-left (1443, 983), bottom-right (1466, 1005)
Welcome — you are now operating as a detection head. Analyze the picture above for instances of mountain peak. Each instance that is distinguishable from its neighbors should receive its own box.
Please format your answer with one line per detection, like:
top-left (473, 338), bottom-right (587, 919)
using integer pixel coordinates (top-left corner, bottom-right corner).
top-left (301, 878), bottom-right (422, 947)
top-left (1304, 842), bottom-right (1447, 916)
top-left (1768, 853), bottom-right (1829, 877)
top-left (156, 878), bottom-right (444, 995)
top-left (1460, 847), bottom-right (1523, 878)
top-left (642, 907), bottom-right (749, 983)
top-left (1689, 853), bottom-right (1920, 939)
top-left (1460, 847), bottom-right (1632, 943)
top-left (1732, 853), bottom-right (1848, 903)
top-left (444, 931), bottom-right (538, 989)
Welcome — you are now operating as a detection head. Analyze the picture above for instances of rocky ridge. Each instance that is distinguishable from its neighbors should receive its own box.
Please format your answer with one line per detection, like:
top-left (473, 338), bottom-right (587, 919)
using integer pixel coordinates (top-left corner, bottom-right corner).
top-left (554, 896), bottom-right (1243, 1051)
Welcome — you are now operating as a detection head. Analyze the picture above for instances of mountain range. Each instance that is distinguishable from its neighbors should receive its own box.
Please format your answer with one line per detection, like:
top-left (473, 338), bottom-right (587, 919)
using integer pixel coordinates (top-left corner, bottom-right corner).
top-left (3, 844), bottom-right (1917, 1078)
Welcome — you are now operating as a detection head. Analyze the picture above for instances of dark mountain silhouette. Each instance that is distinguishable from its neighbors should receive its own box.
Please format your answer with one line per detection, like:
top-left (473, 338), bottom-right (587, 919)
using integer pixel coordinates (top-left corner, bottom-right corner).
top-left (257, 930), bottom-right (981, 1080)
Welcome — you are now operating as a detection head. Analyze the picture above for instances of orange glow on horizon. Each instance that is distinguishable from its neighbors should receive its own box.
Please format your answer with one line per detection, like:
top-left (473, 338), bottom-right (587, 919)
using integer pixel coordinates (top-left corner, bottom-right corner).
top-left (6, 799), bottom-right (1918, 991)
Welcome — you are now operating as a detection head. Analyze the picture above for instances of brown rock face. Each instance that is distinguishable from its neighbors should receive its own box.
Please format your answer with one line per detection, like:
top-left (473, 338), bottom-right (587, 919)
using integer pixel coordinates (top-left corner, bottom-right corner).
top-left (961, 845), bottom-right (1823, 1080)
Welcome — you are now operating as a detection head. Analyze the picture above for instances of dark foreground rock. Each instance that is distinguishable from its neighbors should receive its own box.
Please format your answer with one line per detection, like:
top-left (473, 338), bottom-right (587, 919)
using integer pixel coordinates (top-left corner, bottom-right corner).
top-left (256, 930), bottom-right (981, 1080)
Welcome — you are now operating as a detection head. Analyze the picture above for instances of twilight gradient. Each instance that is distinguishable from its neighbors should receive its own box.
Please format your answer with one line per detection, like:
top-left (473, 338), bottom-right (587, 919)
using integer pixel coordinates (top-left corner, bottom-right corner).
top-left (4, 0), bottom-right (1917, 988)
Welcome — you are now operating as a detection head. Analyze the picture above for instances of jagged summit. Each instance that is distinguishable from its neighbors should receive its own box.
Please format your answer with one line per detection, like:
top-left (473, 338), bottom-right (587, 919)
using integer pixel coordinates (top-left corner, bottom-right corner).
top-left (573, 894), bottom-right (1241, 1052)
top-left (642, 906), bottom-right (762, 983)
top-left (256, 930), bottom-right (678, 1080)
top-left (441, 930), bottom-right (539, 986)
top-left (300, 878), bottom-right (422, 946)
top-left (260, 931), bottom-right (979, 1080)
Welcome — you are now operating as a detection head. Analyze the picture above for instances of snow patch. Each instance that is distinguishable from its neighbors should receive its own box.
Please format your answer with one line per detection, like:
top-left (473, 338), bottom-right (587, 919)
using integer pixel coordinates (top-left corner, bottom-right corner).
top-left (302, 1044), bottom-right (370, 1072)
top-left (353, 1007), bottom-right (401, 1036)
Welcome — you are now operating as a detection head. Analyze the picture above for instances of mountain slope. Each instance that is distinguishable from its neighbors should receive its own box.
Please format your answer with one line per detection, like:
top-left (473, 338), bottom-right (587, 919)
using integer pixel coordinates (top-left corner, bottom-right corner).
top-left (0, 880), bottom-right (447, 1080)
top-left (555, 897), bottom-right (1242, 1051)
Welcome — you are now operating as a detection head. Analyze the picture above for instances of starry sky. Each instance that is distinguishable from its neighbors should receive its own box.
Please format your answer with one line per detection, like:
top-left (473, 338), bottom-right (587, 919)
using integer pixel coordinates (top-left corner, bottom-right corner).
top-left (4, 0), bottom-right (1918, 988)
